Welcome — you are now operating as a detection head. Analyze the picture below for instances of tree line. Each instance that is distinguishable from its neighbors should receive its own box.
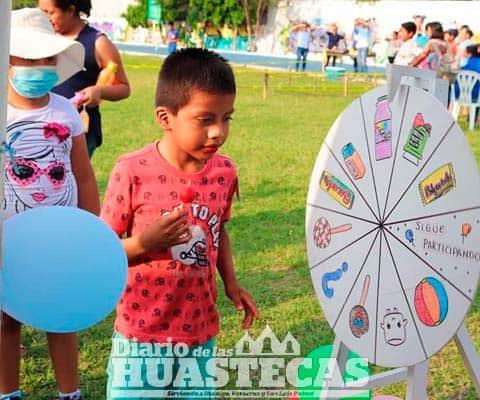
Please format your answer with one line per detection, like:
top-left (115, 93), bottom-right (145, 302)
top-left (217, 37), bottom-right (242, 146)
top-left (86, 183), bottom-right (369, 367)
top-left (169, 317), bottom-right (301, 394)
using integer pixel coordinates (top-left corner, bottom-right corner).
top-left (11, 0), bottom-right (273, 43)
top-left (125, 0), bottom-right (272, 42)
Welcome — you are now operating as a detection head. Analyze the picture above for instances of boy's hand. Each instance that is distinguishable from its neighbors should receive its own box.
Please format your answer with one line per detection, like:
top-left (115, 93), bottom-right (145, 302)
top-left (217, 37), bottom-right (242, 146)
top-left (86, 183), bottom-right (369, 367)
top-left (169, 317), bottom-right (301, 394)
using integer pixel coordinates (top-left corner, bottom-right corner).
top-left (138, 208), bottom-right (191, 253)
top-left (225, 282), bottom-right (260, 330)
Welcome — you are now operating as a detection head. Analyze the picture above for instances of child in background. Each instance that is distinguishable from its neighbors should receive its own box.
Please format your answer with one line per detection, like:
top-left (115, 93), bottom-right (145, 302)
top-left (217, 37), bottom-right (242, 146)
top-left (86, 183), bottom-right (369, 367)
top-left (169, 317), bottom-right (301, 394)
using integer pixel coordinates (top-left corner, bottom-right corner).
top-left (166, 20), bottom-right (180, 54)
top-left (101, 48), bottom-right (259, 399)
top-left (386, 31), bottom-right (402, 64)
top-left (454, 44), bottom-right (480, 104)
top-left (444, 28), bottom-right (458, 60)
top-left (410, 21), bottom-right (448, 76)
top-left (394, 22), bottom-right (420, 66)
top-left (0, 8), bottom-right (99, 400)
top-left (456, 26), bottom-right (474, 68)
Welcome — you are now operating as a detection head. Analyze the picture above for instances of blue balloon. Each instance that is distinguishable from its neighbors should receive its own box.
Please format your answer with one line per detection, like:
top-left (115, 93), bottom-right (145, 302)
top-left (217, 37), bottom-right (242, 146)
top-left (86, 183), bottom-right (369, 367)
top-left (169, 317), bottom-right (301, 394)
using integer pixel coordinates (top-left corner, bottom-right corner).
top-left (2, 206), bottom-right (127, 333)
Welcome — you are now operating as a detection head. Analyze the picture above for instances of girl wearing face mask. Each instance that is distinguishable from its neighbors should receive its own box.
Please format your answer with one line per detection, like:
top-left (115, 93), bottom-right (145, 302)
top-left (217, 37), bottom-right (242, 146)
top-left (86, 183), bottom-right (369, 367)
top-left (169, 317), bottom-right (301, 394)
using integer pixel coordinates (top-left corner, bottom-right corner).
top-left (39, 0), bottom-right (130, 157)
top-left (0, 8), bottom-right (99, 400)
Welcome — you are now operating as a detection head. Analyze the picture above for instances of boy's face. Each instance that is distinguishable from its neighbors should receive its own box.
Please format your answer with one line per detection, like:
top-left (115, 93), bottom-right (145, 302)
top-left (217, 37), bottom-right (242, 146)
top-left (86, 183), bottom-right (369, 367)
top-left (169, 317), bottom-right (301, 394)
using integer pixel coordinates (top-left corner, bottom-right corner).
top-left (157, 89), bottom-right (235, 170)
top-left (399, 27), bottom-right (413, 42)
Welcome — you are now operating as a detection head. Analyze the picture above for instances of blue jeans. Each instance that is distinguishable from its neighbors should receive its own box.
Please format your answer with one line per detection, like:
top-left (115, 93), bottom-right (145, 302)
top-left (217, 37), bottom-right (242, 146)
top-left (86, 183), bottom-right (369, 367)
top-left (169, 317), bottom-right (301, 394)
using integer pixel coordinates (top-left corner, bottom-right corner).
top-left (106, 332), bottom-right (216, 400)
top-left (357, 47), bottom-right (368, 73)
top-left (167, 43), bottom-right (177, 54)
top-left (296, 47), bottom-right (308, 71)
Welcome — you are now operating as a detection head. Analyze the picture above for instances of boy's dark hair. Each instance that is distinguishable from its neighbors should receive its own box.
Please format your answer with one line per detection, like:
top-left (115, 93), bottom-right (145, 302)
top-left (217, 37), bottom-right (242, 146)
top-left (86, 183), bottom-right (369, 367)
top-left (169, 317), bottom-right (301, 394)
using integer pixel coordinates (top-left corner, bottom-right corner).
top-left (465, 29), bottom-right (474, 38)
top-left (155, 48), bottom-right (236, 114)
top-left (401, 22), bottom-right (416, 36)
top-left (426, 21), bottom-right (443, 40)
top-left (53, 0), bottom-right (92, 17)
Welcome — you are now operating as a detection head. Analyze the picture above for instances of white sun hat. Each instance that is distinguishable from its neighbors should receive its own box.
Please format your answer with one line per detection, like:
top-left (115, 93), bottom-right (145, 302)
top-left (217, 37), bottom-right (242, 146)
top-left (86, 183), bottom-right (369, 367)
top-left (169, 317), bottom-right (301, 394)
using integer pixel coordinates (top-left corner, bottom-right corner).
top-left (10, 8), bottom-right (85, 84)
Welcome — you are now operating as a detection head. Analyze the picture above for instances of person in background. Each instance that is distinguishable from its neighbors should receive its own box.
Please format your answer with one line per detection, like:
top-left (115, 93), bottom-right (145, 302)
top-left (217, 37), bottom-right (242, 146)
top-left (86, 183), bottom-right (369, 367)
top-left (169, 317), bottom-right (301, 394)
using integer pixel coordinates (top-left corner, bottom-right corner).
top-left (394, 22), bottom-right (420, 66)
top-left (454, 44), bottom-right (480, 103)
top-left (410, 21), bottom-right (448, 78)
top-left (346, 30), bottom-right (358, 72)
top-left (444, 28), bottom-right (458, 62)
top-left (325, 23), bottom-right (345, 67)
top-left (286, 20), bottom-right (298, 54)
top-left (353, 18), bottom-right (370, 73)
top-left (293, 22), bottom-right (312, 72)
top-left (457, 25), bottom-right (474, 67)
top-left (166, 20), bottom-right (179, 54)
top-left (204, 21), bottom-right (222, 49)
top-left (414, 14), bottom-right (428, 48)
top-left (39, 0), bottom-right (130, 158)
top-left (386, 31), bottom-right (402, 64)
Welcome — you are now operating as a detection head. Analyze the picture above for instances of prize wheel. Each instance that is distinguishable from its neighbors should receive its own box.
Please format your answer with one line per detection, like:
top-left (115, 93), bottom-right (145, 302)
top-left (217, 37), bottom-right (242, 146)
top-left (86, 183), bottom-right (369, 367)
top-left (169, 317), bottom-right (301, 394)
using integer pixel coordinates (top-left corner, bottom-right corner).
top-left (306, 85), bottom-right (480, 367)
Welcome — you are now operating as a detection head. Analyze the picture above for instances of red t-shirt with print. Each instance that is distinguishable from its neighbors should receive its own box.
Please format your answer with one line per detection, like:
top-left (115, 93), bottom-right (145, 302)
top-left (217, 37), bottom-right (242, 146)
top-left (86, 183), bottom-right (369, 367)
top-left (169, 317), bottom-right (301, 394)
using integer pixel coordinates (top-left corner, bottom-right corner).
top-left (101, 142), bottom-right (238, 345)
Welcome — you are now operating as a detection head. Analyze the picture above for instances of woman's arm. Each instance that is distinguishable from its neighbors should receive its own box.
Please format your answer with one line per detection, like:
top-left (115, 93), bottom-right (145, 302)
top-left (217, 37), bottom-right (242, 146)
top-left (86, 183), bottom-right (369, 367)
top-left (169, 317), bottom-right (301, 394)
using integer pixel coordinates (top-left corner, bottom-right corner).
top-left (95, 35), bottom-right (130, 101)
top-left (78, 36), bottom-right (131, 107)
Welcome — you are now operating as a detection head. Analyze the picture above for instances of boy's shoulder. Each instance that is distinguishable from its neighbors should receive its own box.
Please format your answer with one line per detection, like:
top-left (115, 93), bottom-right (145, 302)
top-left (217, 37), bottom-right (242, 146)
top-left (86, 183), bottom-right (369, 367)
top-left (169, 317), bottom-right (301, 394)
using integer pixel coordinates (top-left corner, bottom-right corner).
top-left (210, 153), bottom-right (238, 177)
top-left (115, 143), bottom-right (156, 167)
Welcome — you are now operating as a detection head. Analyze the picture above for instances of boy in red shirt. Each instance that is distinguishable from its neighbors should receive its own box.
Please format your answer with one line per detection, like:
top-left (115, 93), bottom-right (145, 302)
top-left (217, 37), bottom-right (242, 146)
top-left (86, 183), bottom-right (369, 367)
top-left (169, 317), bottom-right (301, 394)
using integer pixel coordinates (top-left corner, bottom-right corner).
top-left (101, 48), bottom-right (259, 399)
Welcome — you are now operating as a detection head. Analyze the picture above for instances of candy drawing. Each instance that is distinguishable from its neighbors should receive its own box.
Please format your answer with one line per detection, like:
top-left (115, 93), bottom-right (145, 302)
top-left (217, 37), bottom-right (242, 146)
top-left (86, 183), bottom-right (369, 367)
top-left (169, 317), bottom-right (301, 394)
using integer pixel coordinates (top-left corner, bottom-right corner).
top-left (313, 217), bottom-right (352, 248)
top-left (374, 95), bottom-right (392, 160)
top-left (405, 229), bottom-right (415, 246)
top-left (418, 163), bottom-right (456, 206)
top-left (319, 171), bottom-right (355, 209)
top-left (403, 113), bottom-right (432, 166)
top-left (461, 223), bottom-right (472, 244)
top-left (349, 274), bottom-right (371, 338)
top-left (380, 308), bottom-right (408, 346)
top-left (342, 143), bottom-right (366, 180)
top-left (414, 277), bottom-right (449, 327)
top-left (321, 262), bottom-right (349, 298)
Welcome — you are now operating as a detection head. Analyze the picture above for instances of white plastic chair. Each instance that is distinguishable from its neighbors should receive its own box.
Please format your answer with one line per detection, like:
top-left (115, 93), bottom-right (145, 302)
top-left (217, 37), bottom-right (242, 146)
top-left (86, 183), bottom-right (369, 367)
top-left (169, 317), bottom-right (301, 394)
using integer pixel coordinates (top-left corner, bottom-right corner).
top-left (451, 70), bottom-right (480, 131)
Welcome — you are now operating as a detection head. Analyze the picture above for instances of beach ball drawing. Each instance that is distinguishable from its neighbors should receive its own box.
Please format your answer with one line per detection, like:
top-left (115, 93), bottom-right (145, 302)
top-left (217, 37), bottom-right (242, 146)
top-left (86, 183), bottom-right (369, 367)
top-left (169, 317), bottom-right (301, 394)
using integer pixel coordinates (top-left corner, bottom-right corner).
top-left (414, 277), bottom-right (449, 327)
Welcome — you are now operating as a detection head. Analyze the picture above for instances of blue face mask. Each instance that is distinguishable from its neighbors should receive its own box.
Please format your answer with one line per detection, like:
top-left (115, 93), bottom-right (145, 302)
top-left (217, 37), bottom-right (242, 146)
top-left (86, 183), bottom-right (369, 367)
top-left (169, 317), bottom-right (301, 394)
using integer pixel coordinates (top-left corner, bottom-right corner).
top-left (10, 66), bottom-right (59, 99)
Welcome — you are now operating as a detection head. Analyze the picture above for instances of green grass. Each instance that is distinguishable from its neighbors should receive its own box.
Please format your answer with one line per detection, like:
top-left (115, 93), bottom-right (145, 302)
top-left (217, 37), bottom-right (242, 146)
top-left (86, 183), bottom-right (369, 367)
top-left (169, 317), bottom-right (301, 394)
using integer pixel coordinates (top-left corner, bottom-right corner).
top-left (18, 55), bottom-right (480, 399)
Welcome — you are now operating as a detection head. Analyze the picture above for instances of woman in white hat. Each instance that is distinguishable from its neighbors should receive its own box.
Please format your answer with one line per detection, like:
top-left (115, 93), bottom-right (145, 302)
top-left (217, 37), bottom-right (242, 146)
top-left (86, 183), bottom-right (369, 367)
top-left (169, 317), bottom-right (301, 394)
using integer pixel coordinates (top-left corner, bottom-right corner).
top-left (38, 0), bottom-right (130, 158)
top-left (0, 8), bottom-right (99, 400)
